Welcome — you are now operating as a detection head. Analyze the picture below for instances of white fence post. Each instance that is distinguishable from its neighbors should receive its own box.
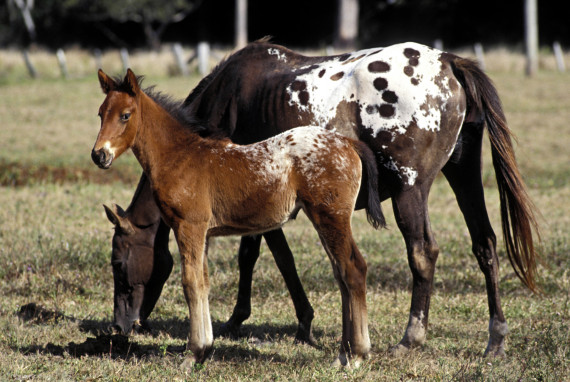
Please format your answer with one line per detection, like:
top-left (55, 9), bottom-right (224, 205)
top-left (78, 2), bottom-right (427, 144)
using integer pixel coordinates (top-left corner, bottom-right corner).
top-left (433, 39), bottom-right (443, 51)
top-left (94, 49), bottom-right (103, 70)
top-left (22, 50), bottom-right (38, 78)
top-left (120, 48), bottom-right (130, 72)
top-left (525, 0), bottom-right (538, 76)
top-left (235, 0), bottom-right (247, 49)
top-left (56, 49), bottom-right (69, 79)
top-left (474, 43), bottom-right (485, 70)
top-left (197, 42), bottom-right (210, 76)
top-left (172, 43), bottom-right (189, 76)
top-left (553, 42), bottom-right (566, 72)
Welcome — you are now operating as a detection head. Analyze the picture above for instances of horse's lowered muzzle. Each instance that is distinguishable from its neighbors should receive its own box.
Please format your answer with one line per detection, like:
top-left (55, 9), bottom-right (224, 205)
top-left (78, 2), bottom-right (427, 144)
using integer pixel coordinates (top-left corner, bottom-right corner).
top-left (109, 319), bottom-right (149, 335)
top-left (91, 148), bottom-right (113, 169)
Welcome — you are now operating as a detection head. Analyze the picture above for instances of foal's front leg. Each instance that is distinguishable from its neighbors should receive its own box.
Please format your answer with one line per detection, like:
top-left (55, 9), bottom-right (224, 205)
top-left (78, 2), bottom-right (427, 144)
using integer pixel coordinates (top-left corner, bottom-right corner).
top-left (174, 221), bottom-right (214, 367)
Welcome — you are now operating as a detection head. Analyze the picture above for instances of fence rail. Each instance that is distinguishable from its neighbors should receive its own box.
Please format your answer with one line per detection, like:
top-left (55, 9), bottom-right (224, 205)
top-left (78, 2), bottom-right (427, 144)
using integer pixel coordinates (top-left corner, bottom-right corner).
top-left (4, 41), bottom-right (568, 82)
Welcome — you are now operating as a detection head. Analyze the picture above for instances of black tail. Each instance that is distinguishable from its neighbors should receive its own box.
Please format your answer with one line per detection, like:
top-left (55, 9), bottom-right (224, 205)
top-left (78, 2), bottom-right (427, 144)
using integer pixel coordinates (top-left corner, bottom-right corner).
top-left (353, 140), bottom-right (386, 229)
top-left (451, 57), bottom-right (541, 292)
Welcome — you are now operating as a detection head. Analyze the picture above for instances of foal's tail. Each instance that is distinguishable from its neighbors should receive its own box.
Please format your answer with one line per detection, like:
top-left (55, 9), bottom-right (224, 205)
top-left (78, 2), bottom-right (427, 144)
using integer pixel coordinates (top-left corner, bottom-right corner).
top-left (451, 57), bottom-right (541, 292)
top-left (353, 140), bottom-right (386, 229)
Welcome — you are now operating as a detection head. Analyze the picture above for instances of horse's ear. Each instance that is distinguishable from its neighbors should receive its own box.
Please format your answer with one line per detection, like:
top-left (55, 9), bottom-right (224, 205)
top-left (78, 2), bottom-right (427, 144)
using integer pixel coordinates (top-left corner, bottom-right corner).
top-left (125, 68), bottom-right (140, 95)
top-left (103, 204), bottom-right (135, 235)
top-left (98, 69), bottom-right (116, 94)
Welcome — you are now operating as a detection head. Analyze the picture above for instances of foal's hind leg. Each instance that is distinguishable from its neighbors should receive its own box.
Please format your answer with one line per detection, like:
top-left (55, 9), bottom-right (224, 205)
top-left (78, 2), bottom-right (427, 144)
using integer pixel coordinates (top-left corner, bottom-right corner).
top-left (390, 186), bottom-right (440, 355)
top-left (442, 127), bottom-right (508, 357)
top-left (305, 208), bottom-right (370, 366)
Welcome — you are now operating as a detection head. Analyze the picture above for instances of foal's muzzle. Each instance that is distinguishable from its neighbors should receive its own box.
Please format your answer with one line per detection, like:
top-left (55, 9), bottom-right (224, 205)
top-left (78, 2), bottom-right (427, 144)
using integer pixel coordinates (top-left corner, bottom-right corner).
top-left (91, 148), bottom-right (114, 169)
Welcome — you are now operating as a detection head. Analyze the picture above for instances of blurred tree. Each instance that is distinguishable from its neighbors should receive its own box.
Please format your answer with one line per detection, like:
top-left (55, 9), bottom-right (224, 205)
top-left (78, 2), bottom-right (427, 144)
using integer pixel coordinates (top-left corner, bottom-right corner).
top-left (64, 0), bottom-right (202, 50)
top-left (6, 0), bottom-right (36, 45)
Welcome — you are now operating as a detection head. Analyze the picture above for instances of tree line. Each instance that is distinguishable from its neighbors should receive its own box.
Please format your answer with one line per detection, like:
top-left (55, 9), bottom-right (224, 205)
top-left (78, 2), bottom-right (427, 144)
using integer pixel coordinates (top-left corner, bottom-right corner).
top-left (1, 0), bottom-right (568, 50)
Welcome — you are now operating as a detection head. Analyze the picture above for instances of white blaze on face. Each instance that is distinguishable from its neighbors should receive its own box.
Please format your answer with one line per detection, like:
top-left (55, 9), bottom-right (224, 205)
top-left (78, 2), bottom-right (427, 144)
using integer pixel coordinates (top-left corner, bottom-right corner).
top-left (103, 141), bottom-right (117, 156)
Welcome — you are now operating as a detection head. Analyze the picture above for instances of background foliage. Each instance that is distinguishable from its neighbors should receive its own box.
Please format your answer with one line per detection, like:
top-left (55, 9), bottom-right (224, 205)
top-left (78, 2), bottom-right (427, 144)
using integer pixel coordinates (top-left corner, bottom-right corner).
top-left (1, 0), bottom-right (569, 49)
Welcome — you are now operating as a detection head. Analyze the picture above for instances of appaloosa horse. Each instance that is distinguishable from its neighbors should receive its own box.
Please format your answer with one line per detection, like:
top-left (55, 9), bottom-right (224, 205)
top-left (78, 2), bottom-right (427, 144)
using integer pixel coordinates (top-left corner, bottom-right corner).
top-left (105, 39), bottom-right (540, 357)
top-left (92, 68), bottom-right (385, 366)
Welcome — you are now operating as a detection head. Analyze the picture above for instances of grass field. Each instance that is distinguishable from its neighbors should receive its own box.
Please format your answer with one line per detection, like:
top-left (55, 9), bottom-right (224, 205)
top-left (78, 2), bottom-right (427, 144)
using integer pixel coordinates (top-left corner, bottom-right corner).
top-left (0, 60), bottom-right (569, 380)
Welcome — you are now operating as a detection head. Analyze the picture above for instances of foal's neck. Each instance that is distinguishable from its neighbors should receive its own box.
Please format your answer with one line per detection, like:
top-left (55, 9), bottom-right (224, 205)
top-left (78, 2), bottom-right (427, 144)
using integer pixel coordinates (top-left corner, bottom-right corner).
top-left (132, 92), bottom-right (204, 176)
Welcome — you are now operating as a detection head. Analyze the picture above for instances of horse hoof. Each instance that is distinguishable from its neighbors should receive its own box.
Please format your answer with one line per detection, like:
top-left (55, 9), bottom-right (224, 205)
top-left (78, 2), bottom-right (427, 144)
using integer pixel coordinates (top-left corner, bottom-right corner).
top-left (132, 319), bottom-right (152, 334)
top-left (294, 332), bottom-right (318, 348)
top-left (180, 356), bottom-right (199, 371)
top-left (216, 322), bottom-right (241, 339)
top-left (331, 353), bottom-right (349, 368)
top-left (389, 343), bottom-right (410, 356)
top-left (483, 346), bottom-right (506, 358)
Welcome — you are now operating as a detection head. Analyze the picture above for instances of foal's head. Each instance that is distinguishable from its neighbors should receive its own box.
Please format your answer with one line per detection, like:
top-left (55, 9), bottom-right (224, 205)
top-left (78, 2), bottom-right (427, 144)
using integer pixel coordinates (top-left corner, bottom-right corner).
top-left (92, 69), bottom-right (142, 169)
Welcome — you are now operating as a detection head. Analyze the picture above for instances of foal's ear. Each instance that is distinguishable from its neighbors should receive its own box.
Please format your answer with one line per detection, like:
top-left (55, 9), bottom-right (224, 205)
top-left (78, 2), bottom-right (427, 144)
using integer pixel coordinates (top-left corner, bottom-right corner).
top-left (124, 68), bottom-right (140, 95)
top-left (98, 69), bottom-right (116, 94)
top-left (103, 204), bottom-right (135, 235)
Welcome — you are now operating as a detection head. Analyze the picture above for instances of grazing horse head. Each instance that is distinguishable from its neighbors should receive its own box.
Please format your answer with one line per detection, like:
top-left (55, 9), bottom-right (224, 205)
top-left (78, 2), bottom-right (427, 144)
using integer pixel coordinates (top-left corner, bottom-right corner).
top-left (92, 69), bottom-right (141, 169)
top-left (103, 174), bottom-right (173, 334)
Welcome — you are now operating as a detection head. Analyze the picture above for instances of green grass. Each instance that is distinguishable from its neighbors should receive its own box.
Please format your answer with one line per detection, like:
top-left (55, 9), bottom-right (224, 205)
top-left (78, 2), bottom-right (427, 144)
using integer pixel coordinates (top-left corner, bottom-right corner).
top-left (0, 69), bottom-right (569, 380)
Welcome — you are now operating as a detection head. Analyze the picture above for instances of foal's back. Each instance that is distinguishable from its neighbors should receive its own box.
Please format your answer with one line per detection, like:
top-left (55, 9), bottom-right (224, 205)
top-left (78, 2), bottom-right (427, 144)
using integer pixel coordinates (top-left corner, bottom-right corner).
top-left (204, 126), bottom-right (362, 237)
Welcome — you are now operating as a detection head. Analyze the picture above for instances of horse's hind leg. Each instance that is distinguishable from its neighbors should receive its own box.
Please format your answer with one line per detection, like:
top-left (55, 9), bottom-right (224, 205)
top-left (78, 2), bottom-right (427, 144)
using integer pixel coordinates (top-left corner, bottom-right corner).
top-left (218, 234), bottom-right (262, 338)
top-left (305, 208), bottom-right (370, 366)
top-left (263, 229), bottom-right (316, 346)
top-left (390, 186), bottom-right (440, 355)
top-left (442, 125), bottom-right (508, 357)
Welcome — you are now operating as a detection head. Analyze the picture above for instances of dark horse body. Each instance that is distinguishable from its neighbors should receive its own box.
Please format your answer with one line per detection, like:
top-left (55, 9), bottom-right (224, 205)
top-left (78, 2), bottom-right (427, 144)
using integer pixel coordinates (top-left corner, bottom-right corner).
top-left (104, 40), bottom-right (539, 357)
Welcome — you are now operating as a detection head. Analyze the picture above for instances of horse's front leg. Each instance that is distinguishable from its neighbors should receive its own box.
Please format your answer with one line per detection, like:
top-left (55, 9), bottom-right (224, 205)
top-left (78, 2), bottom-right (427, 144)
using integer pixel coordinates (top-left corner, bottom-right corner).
top-left (174, 221), bottom-right (214, 367)
top-left (218, 234), bottom-right (262, 338)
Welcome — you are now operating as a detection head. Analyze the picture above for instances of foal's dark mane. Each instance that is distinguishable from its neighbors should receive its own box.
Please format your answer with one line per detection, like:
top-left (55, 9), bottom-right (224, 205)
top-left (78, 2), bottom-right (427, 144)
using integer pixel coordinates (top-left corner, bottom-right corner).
top-left (114, 74), bottom-right (219, 138)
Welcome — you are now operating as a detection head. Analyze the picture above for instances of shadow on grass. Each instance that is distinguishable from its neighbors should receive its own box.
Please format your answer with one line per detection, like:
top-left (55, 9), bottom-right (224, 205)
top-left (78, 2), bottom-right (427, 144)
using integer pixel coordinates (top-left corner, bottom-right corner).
top-left (14, 303), bottom-right (318, 363)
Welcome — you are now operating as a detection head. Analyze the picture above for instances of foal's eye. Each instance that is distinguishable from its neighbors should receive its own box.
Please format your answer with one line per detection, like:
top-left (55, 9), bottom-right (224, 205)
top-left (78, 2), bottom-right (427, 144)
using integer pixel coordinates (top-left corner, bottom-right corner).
top-left (120, 112), bottom-right (131, 122)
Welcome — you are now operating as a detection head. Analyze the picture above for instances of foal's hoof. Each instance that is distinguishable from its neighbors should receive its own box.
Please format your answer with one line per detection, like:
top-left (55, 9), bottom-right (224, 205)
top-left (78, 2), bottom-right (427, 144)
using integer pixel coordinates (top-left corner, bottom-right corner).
top-left (331, 353), bottom-right (366, 369)
top-left (180, 347), bottom-right (213, 371)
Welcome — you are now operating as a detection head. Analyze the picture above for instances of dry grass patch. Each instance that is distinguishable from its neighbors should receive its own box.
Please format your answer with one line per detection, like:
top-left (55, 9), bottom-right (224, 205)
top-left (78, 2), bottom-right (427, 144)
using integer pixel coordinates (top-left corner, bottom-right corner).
top-left (0, 65), bottom-right (568, 380)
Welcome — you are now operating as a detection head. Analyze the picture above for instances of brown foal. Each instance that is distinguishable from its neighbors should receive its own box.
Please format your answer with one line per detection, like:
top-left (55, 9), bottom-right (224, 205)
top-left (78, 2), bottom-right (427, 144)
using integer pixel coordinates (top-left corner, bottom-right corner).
top-left (92, 69), bottom-right (385, 367)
